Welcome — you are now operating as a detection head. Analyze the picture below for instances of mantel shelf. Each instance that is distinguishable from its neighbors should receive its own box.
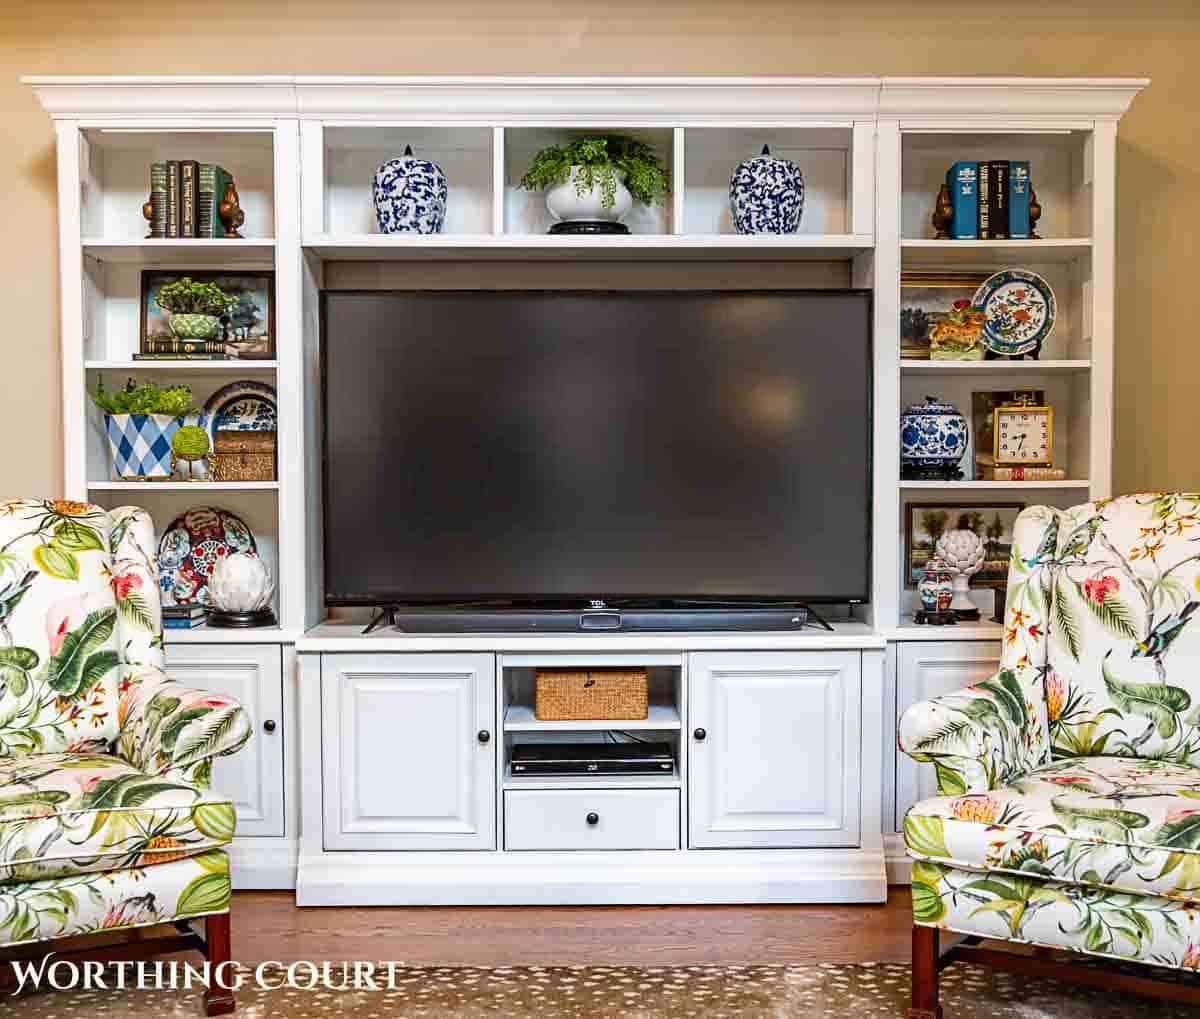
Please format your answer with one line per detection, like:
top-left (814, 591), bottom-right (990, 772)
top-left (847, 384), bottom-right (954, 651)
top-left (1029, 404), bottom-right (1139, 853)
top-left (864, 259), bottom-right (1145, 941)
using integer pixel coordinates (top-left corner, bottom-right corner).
top-left (901, 237), bottom-right (1092, 265)
top-left (82, 239), bottom-right (276, 265)
top-left (86, 360), bottom-right (278, 371)
top-left (899, 479), bottom-right (1091, 490)
top-left (306, 233), bottom-right (875, 262)
top-left (900, 359), bottom-right (1090, 373)
top-left (504, 703), bottom-right (682, 732)
top-left (87, 481), bottom-right (279, 491)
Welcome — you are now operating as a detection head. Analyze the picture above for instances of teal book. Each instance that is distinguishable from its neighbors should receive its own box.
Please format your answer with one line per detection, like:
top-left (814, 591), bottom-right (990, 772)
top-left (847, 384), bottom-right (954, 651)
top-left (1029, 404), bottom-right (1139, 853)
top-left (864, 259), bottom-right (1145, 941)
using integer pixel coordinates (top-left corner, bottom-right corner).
top-left (946, 161), bottom-right (978, 240)
top-left (1008, 160), bottom-right (1031, 238)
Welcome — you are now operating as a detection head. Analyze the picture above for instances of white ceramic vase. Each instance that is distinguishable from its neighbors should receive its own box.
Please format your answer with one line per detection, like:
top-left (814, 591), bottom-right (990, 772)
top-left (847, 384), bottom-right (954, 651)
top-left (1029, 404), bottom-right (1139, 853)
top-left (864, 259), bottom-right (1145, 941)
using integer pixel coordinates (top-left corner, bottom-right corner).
top-left (208, 552), bottom-right (274, 612)
top-left (545, 165), bottom-right (633, 225)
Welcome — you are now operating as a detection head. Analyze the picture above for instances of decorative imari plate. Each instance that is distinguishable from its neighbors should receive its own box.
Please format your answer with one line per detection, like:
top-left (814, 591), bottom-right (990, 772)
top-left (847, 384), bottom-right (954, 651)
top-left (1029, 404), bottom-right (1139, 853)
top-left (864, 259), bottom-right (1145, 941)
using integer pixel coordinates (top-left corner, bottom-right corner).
top-left (972, 268), bottom-right (1056, 357)
top-left (157, 506), bottom-right (257, 606)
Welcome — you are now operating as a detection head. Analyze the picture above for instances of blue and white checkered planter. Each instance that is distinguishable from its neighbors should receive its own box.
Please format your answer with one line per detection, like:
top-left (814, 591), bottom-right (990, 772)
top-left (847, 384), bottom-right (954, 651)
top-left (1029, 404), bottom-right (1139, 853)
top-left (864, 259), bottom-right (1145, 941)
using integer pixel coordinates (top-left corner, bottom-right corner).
top-left (104, 413), bottom-right (182, 480)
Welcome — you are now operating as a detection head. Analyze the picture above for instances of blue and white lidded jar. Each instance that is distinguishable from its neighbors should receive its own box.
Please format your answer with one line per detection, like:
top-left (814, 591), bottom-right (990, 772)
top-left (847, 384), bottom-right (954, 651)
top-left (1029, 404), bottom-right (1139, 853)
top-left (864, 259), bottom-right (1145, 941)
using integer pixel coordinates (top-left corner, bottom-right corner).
top-left (729, 145), bottom-right (805, 234)
top-left (900, 396), bottom-right (969, 479)
top-left (373, 145), bottom-right (448, 235)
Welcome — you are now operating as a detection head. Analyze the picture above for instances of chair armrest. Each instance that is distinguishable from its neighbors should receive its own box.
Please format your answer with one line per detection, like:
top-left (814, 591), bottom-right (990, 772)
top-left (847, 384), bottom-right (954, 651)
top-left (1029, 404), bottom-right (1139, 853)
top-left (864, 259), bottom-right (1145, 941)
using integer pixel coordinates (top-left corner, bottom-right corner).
top-left (117, 664), bottom-right (252, 788)
top-left (897, 667), bottom-right (1048, 796)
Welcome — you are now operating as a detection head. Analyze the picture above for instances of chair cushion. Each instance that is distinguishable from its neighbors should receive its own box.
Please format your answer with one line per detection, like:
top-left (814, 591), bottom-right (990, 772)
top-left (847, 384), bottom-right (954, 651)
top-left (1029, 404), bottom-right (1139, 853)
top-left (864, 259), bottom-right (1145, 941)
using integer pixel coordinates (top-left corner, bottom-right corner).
top-left (0, 752), bottom-right (235, 884)
top-left (1044, 493), bottom-right (1200, 763)
top-left (905, 756), bottom-right (1200, 903)
top-left (0, 500), bottom-right (126, 755)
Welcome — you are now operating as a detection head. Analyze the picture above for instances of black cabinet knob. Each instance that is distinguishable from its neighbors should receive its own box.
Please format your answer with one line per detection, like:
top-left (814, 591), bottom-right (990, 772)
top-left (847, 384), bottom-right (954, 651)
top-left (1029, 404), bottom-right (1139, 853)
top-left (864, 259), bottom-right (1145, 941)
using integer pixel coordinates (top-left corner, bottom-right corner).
top-left (586, 812), bottom-right (599, 826)
top-left (262, 719), bottom-right (277, 734)
top-left (693, 727), bottom-right (707, 741)
top-left (477, 729), bottom-right (491, 744)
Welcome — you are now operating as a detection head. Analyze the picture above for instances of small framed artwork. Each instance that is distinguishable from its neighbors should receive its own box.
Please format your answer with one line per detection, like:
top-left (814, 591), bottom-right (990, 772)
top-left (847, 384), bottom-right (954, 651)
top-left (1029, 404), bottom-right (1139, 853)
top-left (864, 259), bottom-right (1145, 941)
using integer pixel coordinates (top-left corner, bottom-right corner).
top-left (905, 502), bottom-right (1024, 588)
top-left (900, 271), bottom-right (990, 360)
top-left (140, 269), bottom-right (275, 360)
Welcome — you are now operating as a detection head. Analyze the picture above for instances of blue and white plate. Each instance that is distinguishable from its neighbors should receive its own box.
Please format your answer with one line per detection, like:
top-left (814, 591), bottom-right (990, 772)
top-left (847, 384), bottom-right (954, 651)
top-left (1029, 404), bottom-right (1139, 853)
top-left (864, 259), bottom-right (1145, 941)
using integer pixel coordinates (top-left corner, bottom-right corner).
top-left (972, 268), bottom-right (1056, 357)
top-left (202, 380), bottom-right (277, 451)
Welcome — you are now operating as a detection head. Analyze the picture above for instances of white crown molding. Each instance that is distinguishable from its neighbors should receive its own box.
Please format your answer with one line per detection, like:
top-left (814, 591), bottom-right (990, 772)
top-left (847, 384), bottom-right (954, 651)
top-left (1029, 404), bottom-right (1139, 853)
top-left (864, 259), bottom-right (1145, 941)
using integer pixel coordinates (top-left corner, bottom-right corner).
top-left (22, 76), bottom-right (297, 119)
top-left (293, 76), bottom-right (883, 123)
top-left (879, 76), bottom-right (1148, 120)
top-left (23, 75), bottom-right (1149, 124)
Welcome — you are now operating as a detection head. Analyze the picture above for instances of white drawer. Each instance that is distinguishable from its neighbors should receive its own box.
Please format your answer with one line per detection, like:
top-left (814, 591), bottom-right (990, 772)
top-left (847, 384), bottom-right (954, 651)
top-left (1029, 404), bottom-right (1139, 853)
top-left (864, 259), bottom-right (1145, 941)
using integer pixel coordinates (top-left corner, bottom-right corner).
top-left (504, 789), bottom-right (680, 851)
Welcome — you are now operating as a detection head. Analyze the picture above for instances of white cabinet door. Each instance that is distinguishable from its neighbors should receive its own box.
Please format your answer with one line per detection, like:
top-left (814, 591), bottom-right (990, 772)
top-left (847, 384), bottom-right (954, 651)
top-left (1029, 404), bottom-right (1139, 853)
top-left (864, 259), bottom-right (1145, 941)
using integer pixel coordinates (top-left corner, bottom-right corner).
top-left (688, 651), bottom-right (861, 849)
top-left (321, 653), bottom-right (496, 851)
top-left (163, 643), bottom-right (284, 838)
top-left (894, 641), bottom-right (1002, 830)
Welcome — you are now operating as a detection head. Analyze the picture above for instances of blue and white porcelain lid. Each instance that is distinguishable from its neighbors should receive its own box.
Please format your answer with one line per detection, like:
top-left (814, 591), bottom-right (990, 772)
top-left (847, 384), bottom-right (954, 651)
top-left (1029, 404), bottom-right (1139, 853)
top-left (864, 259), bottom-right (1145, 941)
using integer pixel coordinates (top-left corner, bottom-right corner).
top-left (902, 395), bottom-right (963, 417)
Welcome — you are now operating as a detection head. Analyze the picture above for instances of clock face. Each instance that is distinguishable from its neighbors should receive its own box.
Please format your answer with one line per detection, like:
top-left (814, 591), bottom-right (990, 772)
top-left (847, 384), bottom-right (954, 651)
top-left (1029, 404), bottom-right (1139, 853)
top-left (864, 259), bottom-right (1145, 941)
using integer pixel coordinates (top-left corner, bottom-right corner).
top-left (995, 407), bottom-right (1053, 465)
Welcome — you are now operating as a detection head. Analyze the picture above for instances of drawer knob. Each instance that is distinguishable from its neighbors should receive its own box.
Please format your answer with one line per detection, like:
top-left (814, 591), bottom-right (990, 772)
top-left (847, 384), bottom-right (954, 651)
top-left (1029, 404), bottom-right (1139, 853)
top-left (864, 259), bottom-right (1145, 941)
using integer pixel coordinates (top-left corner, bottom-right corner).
top-left (263, 719), bottom-right (277, 734)
top-left (586, 812), bottom-right (599, 826)
top-left (477, 729), bottom-right (491, 744)
top-left (693, 727), bottom-right (707, 741)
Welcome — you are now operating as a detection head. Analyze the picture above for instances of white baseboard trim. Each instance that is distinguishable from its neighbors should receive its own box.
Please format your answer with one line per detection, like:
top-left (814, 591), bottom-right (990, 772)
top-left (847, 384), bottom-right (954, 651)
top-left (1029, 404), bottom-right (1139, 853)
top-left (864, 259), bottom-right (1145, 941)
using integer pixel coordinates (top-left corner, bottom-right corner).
top-left (296, 847), bottom-right (888, 906)
top-left (884, 833), bottom-right (911, 884)
top-left (228, 837), bottom-right (299, 890)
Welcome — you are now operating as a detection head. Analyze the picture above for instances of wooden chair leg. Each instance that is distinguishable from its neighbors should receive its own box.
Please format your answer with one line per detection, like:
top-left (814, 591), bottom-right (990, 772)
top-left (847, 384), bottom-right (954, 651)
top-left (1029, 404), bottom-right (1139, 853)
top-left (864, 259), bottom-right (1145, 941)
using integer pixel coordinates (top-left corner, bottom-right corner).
top-left (204, 912), bottom-right (236, 1017)
top-left (910, 924), bottom-right (943, 1019)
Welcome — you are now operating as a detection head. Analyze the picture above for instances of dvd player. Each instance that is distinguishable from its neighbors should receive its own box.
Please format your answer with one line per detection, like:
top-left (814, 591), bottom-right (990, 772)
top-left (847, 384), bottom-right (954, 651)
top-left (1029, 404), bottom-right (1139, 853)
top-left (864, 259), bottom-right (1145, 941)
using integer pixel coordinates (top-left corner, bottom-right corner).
top-left (511, 742), bottom-right (675, 776)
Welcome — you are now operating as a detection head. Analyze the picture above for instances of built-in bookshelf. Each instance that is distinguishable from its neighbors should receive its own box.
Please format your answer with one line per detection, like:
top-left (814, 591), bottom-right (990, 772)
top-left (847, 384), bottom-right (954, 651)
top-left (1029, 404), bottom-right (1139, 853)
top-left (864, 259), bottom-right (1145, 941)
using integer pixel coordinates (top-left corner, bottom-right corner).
top-left (28, 75), bottom-right (1145, 636)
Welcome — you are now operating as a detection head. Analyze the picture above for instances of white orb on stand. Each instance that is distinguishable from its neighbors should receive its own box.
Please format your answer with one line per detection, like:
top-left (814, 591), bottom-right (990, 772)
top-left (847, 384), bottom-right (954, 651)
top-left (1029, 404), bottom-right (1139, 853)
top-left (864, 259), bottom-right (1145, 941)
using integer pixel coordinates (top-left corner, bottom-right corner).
top-left (935, 528), bottom-right (986, 615)
top-left (208, 552), bottom-right (274, 613)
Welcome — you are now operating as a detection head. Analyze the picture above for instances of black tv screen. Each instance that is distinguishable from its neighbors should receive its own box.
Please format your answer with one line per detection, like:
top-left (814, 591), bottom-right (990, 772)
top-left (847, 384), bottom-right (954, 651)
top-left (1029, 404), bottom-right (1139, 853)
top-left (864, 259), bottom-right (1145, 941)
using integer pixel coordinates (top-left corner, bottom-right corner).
top-left (321, 290), bottom-right (871, 605)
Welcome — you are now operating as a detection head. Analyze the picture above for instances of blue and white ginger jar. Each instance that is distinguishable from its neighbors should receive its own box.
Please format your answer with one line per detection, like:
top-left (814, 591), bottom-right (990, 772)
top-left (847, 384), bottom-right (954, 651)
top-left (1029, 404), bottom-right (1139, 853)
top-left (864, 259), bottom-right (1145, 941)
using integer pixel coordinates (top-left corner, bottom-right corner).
top-left (373, 145), bottom-right (448, 235)
top-left (900, 396), bottom-right (968, 471)
top-left (729, 145), bottom-right (805, 234)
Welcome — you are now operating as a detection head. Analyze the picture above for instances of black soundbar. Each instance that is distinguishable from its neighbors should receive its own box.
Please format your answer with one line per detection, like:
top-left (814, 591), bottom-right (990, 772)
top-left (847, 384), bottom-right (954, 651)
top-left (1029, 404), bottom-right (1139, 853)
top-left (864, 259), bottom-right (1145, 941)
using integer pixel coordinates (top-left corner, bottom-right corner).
top-left (373, 606), bottom-right (814, 634)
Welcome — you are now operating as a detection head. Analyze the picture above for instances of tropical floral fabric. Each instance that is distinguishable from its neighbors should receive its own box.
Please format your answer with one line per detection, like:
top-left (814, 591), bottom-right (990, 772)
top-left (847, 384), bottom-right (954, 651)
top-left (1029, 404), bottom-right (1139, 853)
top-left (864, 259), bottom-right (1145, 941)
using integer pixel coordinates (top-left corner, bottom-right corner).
top-left (0, 849), bottom-right (229, 947)
top-left (1046, 493), bottom-right (1200, 763)
top-left (901, 493), bottom-right (1200, 973)
top-left (0, 500), bottom-right (127, 755)
top-left (898, 504), bottom-right (1059, 796)
top-left (0, 752), bottom-right (234, 885)
top-left (910, 858), bottom-right (1200, 971)
top-left (0, 499), bottom-right (248, 948)
top-left (905, 756), bottom-right (1200, 903)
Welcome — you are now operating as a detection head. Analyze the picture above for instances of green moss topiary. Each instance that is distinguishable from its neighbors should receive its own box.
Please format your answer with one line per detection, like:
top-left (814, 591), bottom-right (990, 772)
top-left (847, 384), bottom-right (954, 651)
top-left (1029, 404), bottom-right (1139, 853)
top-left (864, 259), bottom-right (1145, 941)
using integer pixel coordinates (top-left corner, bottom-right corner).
top-left (172, 425), bottom-right (210, 459)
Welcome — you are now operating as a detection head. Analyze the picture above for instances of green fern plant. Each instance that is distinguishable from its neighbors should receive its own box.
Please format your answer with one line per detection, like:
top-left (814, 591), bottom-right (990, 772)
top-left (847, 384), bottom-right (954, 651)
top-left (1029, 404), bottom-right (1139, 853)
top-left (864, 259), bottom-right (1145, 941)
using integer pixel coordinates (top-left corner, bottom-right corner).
top-left (91, 379), bottom-right (193, 417)
top-left (519, 135), bottom-right (669, 208)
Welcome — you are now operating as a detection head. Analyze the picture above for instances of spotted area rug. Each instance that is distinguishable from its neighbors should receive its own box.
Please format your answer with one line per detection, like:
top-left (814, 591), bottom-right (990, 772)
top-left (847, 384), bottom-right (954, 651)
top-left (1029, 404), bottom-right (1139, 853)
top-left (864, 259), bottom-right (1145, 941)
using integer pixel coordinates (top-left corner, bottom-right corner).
top-left (10, 961), bottom-right (1200, 1017)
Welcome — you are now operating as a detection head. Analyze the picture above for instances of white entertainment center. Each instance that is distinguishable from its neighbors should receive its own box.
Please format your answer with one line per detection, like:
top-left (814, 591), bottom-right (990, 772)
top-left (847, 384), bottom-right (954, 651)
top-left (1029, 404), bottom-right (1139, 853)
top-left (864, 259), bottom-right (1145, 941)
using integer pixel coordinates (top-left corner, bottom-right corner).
top-left (27, 75), bottom-right (1144, 904)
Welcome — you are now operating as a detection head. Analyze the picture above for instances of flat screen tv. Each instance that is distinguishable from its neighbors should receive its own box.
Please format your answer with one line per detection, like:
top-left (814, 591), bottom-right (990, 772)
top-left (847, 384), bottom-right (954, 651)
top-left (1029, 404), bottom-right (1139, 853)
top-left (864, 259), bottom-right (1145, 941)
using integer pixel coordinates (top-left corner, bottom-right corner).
top-left (321, 290), bottom-right (872, 608)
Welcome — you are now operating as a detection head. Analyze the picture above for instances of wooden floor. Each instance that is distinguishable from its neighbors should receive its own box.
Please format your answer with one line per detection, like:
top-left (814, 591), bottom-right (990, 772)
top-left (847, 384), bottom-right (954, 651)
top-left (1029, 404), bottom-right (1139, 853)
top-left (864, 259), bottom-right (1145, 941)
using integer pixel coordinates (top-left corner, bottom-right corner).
top-left (227, 887), bottom-right (913, 967)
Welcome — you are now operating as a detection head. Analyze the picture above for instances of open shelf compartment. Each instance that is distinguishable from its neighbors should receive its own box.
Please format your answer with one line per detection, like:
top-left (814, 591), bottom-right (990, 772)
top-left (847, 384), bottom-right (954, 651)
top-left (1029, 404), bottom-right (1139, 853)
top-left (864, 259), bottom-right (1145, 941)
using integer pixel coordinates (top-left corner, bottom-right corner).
top-left (79, 128), bottom-right (276, 242)
top-left (901, 130), bottom-right (1092, 242)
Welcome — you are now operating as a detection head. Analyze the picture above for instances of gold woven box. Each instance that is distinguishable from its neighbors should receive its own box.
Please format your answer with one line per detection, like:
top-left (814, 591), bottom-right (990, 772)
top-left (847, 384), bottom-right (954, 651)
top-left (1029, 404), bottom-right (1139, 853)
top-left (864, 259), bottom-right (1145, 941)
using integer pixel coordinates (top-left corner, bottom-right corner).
top-left (534, 668), bottom-right (649, 721)
top-left (212, 430), bottom-right (277, 482)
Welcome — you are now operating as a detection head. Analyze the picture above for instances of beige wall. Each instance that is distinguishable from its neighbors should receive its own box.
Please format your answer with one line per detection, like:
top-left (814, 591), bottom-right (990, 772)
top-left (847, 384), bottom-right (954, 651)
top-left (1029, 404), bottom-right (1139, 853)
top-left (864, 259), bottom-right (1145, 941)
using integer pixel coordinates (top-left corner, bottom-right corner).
top-left (2, 0), bottom-right (1196, 498)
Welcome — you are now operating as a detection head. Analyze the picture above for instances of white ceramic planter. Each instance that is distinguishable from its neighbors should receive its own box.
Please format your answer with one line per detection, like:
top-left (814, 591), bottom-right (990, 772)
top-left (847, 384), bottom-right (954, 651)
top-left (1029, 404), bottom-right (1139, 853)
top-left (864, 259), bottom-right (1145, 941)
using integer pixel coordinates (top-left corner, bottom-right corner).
top-left (545, 165), bottom-right (633, 224)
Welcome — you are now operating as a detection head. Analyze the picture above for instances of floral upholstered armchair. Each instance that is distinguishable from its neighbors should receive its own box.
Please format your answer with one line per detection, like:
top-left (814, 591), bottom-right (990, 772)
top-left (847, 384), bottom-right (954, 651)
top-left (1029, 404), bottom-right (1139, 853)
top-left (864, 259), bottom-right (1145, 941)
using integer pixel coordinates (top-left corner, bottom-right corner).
top-left (0, 500), bottom-right (250, 1015)
top-left (899, 493), bottom-right (1200, 1018)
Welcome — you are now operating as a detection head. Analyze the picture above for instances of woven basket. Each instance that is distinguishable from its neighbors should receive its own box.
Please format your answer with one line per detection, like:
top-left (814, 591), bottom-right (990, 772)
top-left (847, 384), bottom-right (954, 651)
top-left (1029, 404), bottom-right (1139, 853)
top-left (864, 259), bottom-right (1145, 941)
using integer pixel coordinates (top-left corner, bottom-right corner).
top-left (212, 430), bottom-right (277, 482)
top-left (534, 669), bottom-right (649, 721)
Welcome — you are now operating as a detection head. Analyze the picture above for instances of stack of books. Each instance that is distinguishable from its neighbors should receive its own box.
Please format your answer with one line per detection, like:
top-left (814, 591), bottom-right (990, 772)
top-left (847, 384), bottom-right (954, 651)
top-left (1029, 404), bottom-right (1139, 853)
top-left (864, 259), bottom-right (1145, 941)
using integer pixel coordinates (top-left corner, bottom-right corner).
top-left (975, 453), bottom-right (1067, 482)
top-left (163, 603), bottom-right (207, 630)
top-left (944, 160), bottom-right (1032, 240)
top-left (148, 161), bottom-right (235, 239)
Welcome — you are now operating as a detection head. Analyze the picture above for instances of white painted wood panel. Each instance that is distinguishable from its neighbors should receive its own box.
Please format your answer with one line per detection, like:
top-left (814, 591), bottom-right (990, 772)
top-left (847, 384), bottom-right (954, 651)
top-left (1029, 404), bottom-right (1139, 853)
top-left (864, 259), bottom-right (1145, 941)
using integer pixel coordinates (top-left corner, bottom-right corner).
top-left (893, 641), bottom-right (1002, 830)
top-left (688, 651), bottom-right (861, 849)
top-left (504, 789), bottom-right (679, 851)
top-left (321, 653), bottom-right (496, 851)
top-left (164, 643), bottom-right (284, 837)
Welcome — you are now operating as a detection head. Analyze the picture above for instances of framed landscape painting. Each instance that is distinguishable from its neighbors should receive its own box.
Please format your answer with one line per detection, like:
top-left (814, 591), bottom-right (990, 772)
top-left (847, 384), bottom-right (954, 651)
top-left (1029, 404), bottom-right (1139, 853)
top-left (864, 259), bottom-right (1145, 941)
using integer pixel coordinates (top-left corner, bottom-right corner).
top-left (900, 271), bottom-right (989, 359)
top-left (140, 269), bottom-right (275, 359)
top-left (905, 502), bottom-right (1024, 588)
